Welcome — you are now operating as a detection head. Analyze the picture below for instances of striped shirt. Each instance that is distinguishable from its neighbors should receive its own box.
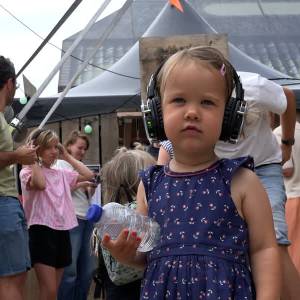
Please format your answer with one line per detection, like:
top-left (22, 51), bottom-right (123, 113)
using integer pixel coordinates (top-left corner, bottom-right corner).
top-left (20, 166), bottom-right (78, 230)
top-left (160, 140), bottom-right (174, 158)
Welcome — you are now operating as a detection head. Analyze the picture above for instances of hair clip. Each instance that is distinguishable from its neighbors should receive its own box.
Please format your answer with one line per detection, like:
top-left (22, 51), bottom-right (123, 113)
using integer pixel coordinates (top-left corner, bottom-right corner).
top-left (220, 63), bottom-right (226, 76)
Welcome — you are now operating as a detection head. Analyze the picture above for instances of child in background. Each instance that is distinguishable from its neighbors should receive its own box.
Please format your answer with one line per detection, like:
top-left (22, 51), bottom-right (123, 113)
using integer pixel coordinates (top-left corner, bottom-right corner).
top-left (98, 146), bottom-right (155, 300)
top-left (19, 129), bottom-right (94, 300)
top-left (103, 47), bottom-right (280, 299)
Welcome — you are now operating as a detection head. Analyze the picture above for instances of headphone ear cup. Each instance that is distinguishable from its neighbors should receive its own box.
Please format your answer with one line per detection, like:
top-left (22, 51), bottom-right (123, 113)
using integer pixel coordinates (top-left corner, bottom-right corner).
top-left (148, 96), bottom-right (167, 141)
top-left (220, 97), bottom-right (236, 142)
top-left (220, 97), bottom-right (247, 143)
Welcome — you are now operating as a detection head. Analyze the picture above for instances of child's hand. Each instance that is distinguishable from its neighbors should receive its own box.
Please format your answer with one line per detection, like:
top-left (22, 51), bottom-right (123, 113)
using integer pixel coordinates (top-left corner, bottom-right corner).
top-left (89, 173), bottom-right (100, 187)
top-left (74, 181), bottom-right (96, 190)
top-left (57, 143), bottom-right (68, 160)
top-left (102, 229), bottom-right (141, 266)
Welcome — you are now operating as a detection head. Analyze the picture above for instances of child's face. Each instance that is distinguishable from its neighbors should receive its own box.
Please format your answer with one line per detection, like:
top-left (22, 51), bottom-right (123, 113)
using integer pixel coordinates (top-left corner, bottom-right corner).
top-left (38, 140), bottom-right (60, 167)
top-left (162, 60), bottom-right (227, 155)
top-left (67, 138), bottom-right (87, 161)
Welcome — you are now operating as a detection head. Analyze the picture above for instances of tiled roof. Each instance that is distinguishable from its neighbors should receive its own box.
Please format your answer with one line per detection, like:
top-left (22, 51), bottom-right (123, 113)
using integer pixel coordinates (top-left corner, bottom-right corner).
top-left (233, 37), bottom-right (300, 79)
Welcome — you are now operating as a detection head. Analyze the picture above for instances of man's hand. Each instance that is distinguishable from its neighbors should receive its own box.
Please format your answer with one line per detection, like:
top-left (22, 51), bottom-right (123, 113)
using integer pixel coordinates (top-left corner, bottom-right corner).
top-left (283, 167), bottom-right (294, 178)
top-left (281, 144), bottom-right (292, 165)
top-left (15, 145), bottom-right (38, 165)
top-left (282, 157), bottom-right (294, 178)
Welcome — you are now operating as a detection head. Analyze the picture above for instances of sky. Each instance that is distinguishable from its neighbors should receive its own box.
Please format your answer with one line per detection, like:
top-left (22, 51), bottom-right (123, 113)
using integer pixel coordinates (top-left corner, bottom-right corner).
top-left (0, 0), bottom-right (126, 97)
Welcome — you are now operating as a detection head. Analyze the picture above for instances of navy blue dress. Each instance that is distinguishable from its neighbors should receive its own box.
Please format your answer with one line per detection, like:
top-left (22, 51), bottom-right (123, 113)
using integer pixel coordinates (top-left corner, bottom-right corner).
top-left (140, 157), bottom-right (255, 299)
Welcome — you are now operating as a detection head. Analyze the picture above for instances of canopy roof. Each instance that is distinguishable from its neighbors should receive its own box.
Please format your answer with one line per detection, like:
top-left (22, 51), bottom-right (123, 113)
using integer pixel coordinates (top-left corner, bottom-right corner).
top-left (13, 0), bottom-right (300, 126)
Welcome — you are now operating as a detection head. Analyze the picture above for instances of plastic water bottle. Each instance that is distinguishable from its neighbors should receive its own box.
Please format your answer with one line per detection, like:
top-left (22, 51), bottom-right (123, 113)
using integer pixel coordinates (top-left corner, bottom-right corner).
top-left (86, 202), bottom-right (161, 252)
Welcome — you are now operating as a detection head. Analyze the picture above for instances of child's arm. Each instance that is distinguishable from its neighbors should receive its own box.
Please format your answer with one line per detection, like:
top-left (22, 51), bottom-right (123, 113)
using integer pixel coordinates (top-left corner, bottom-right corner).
top-left (232, 168), bottom-right (281, 299)
top-left (101, 181), bottom-right (148, 269)
top-left (28, 162), bottom-right (46, 190)
top-left (58, 144), bottom-right (94, 182)
top-left (157, 146), bottom-right (171, 165)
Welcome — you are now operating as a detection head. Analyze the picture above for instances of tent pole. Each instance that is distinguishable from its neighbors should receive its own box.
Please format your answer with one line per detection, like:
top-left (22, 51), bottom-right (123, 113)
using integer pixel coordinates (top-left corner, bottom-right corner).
top-left (16, 0), bottom-right (83, 78)
top-left (39, 0), bottom-right (134, 128)
top-left (10, 0), bottom-right (113, 139)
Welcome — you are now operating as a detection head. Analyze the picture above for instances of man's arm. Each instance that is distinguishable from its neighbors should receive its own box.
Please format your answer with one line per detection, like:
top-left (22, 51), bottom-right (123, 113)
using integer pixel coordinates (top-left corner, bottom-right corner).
top-left (280, 87), bottom-right (296, 164)
top-left (0, 145), bottom-right (38, 168)
top-left (0, 151), bottom-right (18, 168)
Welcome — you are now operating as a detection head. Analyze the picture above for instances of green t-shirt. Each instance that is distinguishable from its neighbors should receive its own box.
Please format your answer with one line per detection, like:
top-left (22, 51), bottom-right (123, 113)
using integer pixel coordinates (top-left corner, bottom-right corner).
top-left (0, 112), bottom-right (18, 198)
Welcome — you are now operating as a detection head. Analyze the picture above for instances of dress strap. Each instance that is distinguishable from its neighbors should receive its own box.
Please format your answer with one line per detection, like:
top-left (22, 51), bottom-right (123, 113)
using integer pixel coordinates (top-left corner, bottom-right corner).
top-left (139, 165), bottom-right (163, 202)
top-left (218, 156), bottom-right (254, 191)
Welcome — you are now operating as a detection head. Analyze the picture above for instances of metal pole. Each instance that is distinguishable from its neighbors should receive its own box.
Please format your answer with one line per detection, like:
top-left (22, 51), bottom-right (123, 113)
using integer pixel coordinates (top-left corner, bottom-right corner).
top-left (10, 0), bottom-right (113, 134)
top-left (16, 0), bottom-right (83, 78)
top-left (39, 0), bottom-right (133, 128)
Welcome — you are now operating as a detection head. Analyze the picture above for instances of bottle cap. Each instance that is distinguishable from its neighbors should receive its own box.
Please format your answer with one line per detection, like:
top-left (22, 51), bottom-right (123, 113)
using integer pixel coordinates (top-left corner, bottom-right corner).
top-left (86, 204), bottom-right (102, 222)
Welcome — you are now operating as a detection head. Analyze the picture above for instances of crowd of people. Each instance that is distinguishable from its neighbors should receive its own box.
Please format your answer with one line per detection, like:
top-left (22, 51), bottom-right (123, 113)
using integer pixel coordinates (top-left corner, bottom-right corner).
top-left (1, 45), bottom-right (300, 300)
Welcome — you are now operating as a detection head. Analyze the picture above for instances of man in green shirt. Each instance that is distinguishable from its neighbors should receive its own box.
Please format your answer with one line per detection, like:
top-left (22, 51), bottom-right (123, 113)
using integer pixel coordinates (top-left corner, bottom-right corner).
top-left (0, 56), bottom-right (37, 300)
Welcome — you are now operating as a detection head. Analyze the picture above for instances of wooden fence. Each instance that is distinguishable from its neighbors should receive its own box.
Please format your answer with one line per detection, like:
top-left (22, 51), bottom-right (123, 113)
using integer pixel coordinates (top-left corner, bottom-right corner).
top-left (19, 112), bottom-right (146, 166)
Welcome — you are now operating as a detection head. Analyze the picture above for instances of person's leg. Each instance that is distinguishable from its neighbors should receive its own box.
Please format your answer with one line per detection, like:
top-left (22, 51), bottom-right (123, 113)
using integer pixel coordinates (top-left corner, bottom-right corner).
top-left (279, 245), bottom-right (300, 299)
top-left (285, 197), bottom-right (300, 273)
top-left (75, 219), bottom-right (96, 299)
top-left (34, 263), bottom-right (59, 300)
top-left (56, 268), bottom-right (64, 291)
top-left (255, 164), bottom-right (300, 299)
top-left (104, 272), bottom-right (141, 300)
top-left (0, 273), bottom-right (27, 300)
top-left (57, 219), bottom-right (82, 300)
top-left (0, 197), bottom-right (31, 300)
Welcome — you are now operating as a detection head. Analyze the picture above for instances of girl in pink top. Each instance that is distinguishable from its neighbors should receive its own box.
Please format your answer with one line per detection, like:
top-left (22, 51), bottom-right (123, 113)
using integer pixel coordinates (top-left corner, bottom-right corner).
top-left (20, 129), bottom-right (94, 300)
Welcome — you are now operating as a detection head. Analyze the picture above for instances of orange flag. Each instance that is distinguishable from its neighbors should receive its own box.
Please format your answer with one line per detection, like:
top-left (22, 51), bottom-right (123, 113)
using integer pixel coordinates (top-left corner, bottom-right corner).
top-left (169, 0), bottom-right (184, 13)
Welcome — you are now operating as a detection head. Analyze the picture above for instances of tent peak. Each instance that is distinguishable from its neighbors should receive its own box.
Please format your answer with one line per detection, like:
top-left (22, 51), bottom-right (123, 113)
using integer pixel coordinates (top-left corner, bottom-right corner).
top-left (169, 0), bottom-right (184, 13)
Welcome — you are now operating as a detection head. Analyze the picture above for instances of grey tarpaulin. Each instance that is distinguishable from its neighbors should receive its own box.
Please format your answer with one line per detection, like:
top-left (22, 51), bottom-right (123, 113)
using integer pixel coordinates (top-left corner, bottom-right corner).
top-left (12, 0), bottom-right (300, 127)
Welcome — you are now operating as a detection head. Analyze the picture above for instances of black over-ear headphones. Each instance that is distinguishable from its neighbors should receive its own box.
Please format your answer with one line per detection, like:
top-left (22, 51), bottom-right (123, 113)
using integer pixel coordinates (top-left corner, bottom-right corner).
top-left (141, 62), bottom-right (247, 144)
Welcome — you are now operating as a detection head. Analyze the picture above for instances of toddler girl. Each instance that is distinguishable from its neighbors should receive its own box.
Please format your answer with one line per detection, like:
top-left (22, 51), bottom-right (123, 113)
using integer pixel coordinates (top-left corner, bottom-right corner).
top-left (103, 47), bottom-right (280, 299)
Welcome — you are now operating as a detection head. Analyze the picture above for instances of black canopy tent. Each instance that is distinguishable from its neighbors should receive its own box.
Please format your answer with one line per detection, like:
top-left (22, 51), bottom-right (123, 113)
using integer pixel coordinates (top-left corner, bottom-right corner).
top-left (12, 0), bottom-right (300, 127)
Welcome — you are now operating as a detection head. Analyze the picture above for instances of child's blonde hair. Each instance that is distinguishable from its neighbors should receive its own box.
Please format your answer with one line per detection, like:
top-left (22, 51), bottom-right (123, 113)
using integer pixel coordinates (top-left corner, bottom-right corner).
top-left (157, 46), bottom-right (235, 102)
top-left (101, 147), bottom-right (155, 204)
top-left (26, 128), bottom-right (59, 155)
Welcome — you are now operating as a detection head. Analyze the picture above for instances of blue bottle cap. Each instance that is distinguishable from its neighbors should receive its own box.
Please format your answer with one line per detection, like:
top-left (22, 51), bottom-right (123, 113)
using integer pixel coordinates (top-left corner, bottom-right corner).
top-left (86, 204), bottom-right (102, 222)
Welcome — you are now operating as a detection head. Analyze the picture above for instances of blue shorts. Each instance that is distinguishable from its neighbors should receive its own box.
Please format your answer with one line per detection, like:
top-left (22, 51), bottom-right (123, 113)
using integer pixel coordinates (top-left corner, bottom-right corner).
top-left (0, 196), bottom-right (31, 276)
top-left (255, 163), bottom-right (290, 245)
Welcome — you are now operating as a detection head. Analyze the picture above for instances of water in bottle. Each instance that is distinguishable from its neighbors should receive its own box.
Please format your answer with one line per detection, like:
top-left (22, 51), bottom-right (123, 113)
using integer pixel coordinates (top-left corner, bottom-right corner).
top-left (87, 202), bottom-right (161, 252)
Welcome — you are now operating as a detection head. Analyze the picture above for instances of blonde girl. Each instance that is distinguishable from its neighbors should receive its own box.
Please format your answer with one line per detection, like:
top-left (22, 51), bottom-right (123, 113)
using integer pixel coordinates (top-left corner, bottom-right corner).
top-left (99, 146), bottom-right (155, 300)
